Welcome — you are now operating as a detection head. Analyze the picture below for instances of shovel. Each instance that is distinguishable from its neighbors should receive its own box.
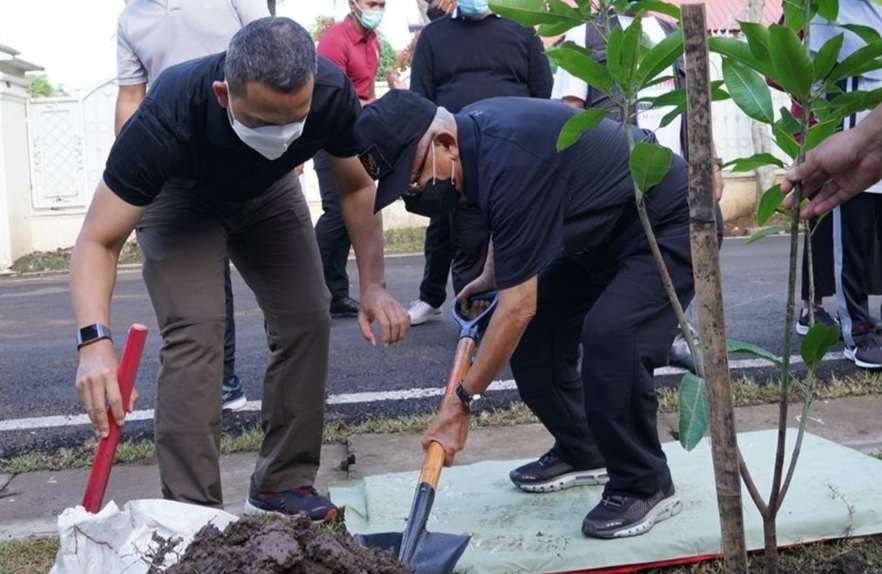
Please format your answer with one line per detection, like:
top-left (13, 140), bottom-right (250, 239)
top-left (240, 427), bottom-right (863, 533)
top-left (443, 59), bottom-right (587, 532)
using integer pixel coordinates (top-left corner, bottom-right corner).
top-left (356, 292), bottom-right (498, 574)
top-left (82, 324), bottom-right (148, 513)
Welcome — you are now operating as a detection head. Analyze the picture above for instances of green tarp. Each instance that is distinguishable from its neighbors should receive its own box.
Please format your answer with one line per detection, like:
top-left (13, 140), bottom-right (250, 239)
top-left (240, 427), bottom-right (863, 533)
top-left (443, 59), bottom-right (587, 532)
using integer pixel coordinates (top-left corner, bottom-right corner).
top-left (330, 430), bottom-right (882, 573)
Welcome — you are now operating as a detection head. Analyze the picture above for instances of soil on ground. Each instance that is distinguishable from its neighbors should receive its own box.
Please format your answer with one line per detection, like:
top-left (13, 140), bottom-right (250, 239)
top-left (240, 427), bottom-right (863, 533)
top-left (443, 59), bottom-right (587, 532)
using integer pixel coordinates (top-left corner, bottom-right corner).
top-left (164, 514), bottom-right (412, 574)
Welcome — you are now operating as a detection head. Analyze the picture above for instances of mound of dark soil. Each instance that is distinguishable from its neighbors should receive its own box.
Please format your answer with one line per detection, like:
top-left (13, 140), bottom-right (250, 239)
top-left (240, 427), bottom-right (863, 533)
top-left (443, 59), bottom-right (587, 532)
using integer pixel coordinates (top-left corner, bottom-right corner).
top-left (166, 514), bottom-right (412, 574)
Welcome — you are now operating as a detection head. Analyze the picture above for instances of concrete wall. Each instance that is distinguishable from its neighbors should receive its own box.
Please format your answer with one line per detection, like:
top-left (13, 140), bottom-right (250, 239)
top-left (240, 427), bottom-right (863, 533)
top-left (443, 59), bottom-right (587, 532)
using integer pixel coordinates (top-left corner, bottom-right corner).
top-left (0, 72), bottom-right (35, 271)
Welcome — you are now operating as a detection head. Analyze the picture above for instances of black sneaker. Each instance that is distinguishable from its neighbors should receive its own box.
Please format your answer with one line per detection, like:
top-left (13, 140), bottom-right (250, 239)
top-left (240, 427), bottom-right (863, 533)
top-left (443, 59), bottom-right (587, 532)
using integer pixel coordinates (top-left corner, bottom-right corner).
top-left (330, 297), bottom-right (359, 318)
top-left (795, 306), bottom-right (838, 336)
top-left (509, 449), bottom-right (608, 493)
top-left (845, 333), bottom-right (882, 369)
top-left (221, 375), bottom-right (247, 412)
top-left (582, 484), bottom-right (682, 539)
top-left (244, 478), bottom-right (338, 522)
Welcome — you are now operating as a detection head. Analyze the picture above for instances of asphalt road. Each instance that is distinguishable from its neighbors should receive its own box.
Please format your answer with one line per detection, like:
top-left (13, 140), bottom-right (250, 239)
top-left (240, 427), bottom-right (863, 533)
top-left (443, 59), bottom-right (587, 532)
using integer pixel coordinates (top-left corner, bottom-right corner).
top-left (0, 235), bottom-right (874, 456)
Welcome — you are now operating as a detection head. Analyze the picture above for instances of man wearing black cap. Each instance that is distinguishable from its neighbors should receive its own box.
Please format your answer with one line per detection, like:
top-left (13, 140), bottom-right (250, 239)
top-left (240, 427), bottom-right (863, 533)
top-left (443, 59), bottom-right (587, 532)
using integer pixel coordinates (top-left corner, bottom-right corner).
top-left (357, 90), bottom-right (694, 539)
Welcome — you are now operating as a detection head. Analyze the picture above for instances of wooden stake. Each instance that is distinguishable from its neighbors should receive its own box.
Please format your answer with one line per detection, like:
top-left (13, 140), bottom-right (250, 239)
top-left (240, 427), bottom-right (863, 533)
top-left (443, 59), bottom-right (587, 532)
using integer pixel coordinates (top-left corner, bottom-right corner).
top-left (681, 5), bottom-right (749, 572)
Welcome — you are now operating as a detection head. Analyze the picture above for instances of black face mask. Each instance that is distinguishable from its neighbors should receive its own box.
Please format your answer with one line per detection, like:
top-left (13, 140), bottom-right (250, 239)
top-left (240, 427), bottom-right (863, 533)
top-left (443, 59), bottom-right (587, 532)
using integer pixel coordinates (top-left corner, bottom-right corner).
top-left (403, 144), bottom-right (459, 218)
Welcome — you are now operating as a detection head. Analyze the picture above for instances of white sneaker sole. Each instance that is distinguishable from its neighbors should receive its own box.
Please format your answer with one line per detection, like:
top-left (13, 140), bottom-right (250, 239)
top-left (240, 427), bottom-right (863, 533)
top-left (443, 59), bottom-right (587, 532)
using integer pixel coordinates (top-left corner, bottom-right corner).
top-left (409, 311), bottom-right (442, 326)
top-left (515, 468), bottom-right (609, 493)
top-left (586, 494), bottom-right (683, 539)
top-left (844, 347), bottom-right (882, 369)
top-left (222, 395), bottom-right (247, 412)
top-left (243, 499), bottom-right (338, 523)
top-left (795, 321), bottom-right (810, 336)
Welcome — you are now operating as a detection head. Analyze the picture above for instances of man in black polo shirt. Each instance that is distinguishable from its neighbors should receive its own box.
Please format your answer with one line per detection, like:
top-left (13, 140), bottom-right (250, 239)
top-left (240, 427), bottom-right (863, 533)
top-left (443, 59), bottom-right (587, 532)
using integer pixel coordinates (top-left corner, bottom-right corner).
top-left (357, 91), bottom-right (693, 538)
top-left (70, 18), bottom-right (408, 518)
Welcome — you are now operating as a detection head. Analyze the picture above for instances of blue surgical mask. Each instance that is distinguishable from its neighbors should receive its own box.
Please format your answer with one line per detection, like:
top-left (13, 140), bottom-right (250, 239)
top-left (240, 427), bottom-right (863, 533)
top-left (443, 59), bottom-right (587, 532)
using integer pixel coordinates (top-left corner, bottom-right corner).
top-left (356, 7), bottom-right (384, 30)
top-left (458, 0), bottom-right (490, 18)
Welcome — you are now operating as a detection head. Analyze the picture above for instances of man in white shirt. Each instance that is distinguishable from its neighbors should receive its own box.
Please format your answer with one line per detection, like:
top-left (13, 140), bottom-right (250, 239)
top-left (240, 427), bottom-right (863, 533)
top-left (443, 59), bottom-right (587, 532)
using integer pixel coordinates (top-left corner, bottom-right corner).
top-left (114, 0), bottom-right (270, 410)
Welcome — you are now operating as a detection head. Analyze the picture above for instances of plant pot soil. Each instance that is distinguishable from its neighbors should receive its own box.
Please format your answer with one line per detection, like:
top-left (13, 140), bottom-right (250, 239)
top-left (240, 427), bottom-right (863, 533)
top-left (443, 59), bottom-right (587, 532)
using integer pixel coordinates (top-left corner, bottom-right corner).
top-left (164, 514), bottom-right (412, 574)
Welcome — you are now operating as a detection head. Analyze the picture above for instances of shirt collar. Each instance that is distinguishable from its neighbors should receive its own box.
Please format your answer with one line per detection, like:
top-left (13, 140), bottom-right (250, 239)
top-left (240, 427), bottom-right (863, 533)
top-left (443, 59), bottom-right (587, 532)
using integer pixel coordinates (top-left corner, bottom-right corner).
top-left (455, 113), bottom-right (479, 204)
top-left (452, 7), bottom-right (500, 20)
top-left (343, 14), bottom-right (375, 44)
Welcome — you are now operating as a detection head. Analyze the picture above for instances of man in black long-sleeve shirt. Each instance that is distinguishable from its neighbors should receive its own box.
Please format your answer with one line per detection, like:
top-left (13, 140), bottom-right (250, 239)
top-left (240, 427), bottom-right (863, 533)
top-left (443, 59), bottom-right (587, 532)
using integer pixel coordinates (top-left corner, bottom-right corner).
top-left (405, 1), bottom-right (553, 325)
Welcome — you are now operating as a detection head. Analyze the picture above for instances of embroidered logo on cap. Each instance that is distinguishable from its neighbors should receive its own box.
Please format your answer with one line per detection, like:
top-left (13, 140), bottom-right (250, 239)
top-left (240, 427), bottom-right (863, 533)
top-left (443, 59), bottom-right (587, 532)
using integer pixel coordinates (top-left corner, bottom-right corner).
top-left (359, 144), bottom-right (391, 180)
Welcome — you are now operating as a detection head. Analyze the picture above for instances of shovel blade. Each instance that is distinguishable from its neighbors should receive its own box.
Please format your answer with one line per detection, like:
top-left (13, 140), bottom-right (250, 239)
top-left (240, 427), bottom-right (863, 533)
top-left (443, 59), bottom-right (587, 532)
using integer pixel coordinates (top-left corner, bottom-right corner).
top-left (356, 531), bottom-right (470, 574)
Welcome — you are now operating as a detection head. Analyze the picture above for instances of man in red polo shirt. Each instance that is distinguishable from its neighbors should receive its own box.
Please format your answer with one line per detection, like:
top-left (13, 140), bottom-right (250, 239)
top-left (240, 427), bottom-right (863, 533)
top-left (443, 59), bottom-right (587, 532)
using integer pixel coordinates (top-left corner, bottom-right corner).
top-left (313, 0), bottom-right (386, 317)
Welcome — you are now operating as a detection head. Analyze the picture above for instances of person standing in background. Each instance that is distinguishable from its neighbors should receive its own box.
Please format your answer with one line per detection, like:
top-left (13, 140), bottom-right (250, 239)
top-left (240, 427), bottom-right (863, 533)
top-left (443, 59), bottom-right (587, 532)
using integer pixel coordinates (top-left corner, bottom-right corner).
top-left (405, 0), bottom-right (553, 325)
top-left (115, 0), bottom-right (269, 411)
top-left (314, 0), bottom-right (386, 318)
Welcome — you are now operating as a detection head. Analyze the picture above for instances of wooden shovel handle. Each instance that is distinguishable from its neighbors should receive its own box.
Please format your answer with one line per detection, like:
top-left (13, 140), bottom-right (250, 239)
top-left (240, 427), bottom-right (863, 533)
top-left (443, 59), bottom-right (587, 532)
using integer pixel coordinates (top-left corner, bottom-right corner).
top-left (418, 336), bottom-right (478, 489)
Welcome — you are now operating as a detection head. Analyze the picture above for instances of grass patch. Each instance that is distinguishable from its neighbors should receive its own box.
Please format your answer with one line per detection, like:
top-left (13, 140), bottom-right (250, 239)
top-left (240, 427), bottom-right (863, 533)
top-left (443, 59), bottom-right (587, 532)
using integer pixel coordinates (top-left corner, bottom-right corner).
top-left (10, 243), bottom-right (142, 274)
top-left (0, 537), bottom-right (59, 574)
top-left (3, 372), bottom-right (882, 475)
top-left (651, 535), bottom-right (882, 572)
top-left (383, 226), bottom-right (425, 254)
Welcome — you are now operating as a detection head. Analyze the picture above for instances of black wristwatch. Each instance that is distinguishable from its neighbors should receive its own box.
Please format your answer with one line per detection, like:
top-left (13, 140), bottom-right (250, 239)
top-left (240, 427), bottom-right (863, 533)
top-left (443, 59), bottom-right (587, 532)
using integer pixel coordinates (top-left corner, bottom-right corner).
top-left (76, 324), bottom-right (112, 350)
top-left (455, 381), bottom-right (482, 411)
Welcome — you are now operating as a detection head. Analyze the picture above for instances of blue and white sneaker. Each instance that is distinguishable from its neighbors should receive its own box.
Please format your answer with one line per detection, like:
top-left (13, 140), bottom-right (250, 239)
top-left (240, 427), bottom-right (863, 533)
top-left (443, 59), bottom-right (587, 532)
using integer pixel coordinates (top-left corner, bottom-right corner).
top-left (222, 375), bottom-right (247, 412)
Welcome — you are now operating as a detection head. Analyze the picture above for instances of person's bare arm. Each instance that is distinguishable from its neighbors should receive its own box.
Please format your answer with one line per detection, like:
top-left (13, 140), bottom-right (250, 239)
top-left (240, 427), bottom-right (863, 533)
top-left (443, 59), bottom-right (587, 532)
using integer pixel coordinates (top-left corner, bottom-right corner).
top-left (114, 84), bottom-right (146, 136)
top-left (423, 274), bottom-right (538, 465)
top-left (326, 154), bottom-right (410, 346)
top-left (71, 181), bottom-right (145, 438)
top-left (782, 103), bottom-right (882, 217)
top-left (561, 96), bottom-right (586, 110)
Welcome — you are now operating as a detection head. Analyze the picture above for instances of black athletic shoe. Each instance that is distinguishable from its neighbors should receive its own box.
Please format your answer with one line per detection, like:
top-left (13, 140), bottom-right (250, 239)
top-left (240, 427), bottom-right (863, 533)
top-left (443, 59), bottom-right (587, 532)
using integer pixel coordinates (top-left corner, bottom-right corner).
top-left (509, 449), bottom-right (608, 493)
top-left (845, 333), bottom-right (882, 369)
top-left (795, 306), bottom-right (838, 336)
top-left (582, 484), bottom-right (682, 539)
top-left (330, 297), bottom-right (359, 318)
top-left (221, 375), bottom-right (247, 412)
top-left (244, 478), bottom-right (338, 522)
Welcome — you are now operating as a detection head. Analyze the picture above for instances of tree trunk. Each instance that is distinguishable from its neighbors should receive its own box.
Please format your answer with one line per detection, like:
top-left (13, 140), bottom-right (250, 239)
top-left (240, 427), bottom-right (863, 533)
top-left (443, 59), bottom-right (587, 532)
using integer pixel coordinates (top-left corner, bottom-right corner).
top-left (681, 6), bottom-right (749, 573)
top-left (763, 516), bottom-right (779, 574)
top-left (747, 0), bottom-right (776, 203)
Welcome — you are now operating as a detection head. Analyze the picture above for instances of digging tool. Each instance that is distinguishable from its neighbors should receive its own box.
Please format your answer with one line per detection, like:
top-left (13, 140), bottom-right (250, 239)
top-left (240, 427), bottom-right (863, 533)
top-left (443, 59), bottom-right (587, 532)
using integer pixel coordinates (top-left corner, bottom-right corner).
top-left (356, 292), bottom-right (498, 574)
top-left (81, 324), bottom-right (148, 513)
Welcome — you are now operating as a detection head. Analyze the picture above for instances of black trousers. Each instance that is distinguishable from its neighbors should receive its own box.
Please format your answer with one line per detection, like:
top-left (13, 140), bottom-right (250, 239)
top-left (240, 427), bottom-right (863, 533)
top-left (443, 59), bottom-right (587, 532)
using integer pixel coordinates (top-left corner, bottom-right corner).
top-left (419, 203), bottom-right (490, 307)
top-left (314, 151), bottom-right (352, 302)
top-left (511, 203), bottom-right (694, 497)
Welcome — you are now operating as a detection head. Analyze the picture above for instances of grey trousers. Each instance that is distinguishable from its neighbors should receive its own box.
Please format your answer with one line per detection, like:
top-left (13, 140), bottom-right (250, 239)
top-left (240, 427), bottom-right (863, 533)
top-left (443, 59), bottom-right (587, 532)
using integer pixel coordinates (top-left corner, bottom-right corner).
top-left (136, 174), bottom-right (331, 506)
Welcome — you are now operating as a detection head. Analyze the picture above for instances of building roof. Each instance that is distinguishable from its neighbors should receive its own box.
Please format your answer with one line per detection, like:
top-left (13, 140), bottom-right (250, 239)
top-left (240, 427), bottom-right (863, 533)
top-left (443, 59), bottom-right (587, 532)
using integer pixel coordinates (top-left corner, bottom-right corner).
top-left (667, 0), bottom-right (783, 31)
top-left (0, 42), bottom-right (43, 77)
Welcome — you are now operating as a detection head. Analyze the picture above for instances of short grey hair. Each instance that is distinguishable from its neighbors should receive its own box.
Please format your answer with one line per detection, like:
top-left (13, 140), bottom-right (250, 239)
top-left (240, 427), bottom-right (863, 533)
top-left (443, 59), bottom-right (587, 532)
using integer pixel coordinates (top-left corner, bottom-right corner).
top-left (225, 17), bottom-right (316, 97)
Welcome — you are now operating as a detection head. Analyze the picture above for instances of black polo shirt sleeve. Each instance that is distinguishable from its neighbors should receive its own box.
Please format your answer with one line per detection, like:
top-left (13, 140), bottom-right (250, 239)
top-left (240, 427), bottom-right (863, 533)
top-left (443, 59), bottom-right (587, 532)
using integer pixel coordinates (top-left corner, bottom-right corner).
top-left (408, 28), bottom-right (435, 100)
top-left (103, 97), bottom-right (188, 206)
top-left (483, 143), bottom-right (566, 290)
top-left (321, 68), bottom-right (364, 158)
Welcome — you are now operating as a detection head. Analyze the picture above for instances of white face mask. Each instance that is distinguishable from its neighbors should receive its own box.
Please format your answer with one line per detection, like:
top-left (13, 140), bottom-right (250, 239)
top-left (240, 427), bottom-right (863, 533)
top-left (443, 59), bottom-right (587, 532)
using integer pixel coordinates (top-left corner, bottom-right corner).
top-left (225, 84), bottom-right (307, 160)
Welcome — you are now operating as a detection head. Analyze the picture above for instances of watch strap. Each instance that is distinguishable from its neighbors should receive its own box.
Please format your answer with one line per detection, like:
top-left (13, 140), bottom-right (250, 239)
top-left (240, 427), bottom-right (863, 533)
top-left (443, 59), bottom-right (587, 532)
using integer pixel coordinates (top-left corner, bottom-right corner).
top-left (455, 381), bottom-right (478, 410)
top-left (77, 324), bottom-right (113, 349)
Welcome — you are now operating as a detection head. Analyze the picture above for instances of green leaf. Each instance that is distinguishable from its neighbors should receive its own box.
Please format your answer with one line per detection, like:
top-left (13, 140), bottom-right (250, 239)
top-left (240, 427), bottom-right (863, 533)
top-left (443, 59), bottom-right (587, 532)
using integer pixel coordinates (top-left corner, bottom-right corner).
top-left (728, 339), bottom-right (783, 366)
top-left (711, 81), bottom-right (731, 102)
top-left (557, 108), bottom-right (607, 151)
top-left (738, 21), bottom-right (771, 61)
top-left (773, 125), bottom-right (801, 159)
top-left (747, 224), bottom-right (789, 244)
top-left (723, 58), bottom-right (774, 124)
top-left (608, 16), bottom-right (643, 93)
top-left (622, 0), bottom-right (681, 19)
top-left (489, 0), bottom-right (583, 30)
top-left (817, 0), bottom-right (839, 21)
top-left (782, 0), bottom-right (805, 33)
top-left (769, 25), bottom-right (813, 101)
top-left (575, 0), bottom-right (592, 18)
top-left (650, 88), bottom-right (686, 109)
top-left (827, 42), bottom-right (882, 86)
top-left (659, 104), bottom-right (684, 128)
top-left (800, 323), bottom-right (842, 370)
top-left (709, 36), bottom-right (774, 78)
top-left (814, 33), bottom-right (844, 82)
top-left (635, 30), bottom-right (683, 90)
top-left (538, 20), bottom-right (578, 36)
top-left (776, 106), bottom-right (802, 135)
top-left (678, 373), bottom-right (708, 451)
top-left (805, 117), bottom-right (841, 152)
top-left (629, 142), bottom-right (673, 194)
top-left (723, 152), bottom-right (785, 172)
top-left (547, 42), bottom-right (613, 94)
top-left (757, 184), bottom-right (785, 226)
top-left (841, 24), bottom-right (882, 44)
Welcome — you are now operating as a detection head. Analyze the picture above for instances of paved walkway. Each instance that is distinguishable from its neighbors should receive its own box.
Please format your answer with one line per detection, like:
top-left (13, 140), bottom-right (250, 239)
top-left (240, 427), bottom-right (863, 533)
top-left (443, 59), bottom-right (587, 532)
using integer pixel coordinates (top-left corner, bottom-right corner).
top-left (2, 395), bottom-right (881, 541)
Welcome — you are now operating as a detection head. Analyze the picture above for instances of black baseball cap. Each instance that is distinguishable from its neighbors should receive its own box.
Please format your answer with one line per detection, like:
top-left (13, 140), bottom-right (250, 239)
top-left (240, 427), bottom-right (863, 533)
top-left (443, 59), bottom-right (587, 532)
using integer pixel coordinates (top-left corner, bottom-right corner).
top-left (357, 90), bottom-right (438, 213)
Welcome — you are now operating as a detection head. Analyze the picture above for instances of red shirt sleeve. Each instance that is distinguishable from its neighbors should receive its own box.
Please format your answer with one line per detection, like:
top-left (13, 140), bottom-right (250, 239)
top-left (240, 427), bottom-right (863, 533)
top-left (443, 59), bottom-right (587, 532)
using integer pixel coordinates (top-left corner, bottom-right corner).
top-left (317, 27), bottom-right (349, 72)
